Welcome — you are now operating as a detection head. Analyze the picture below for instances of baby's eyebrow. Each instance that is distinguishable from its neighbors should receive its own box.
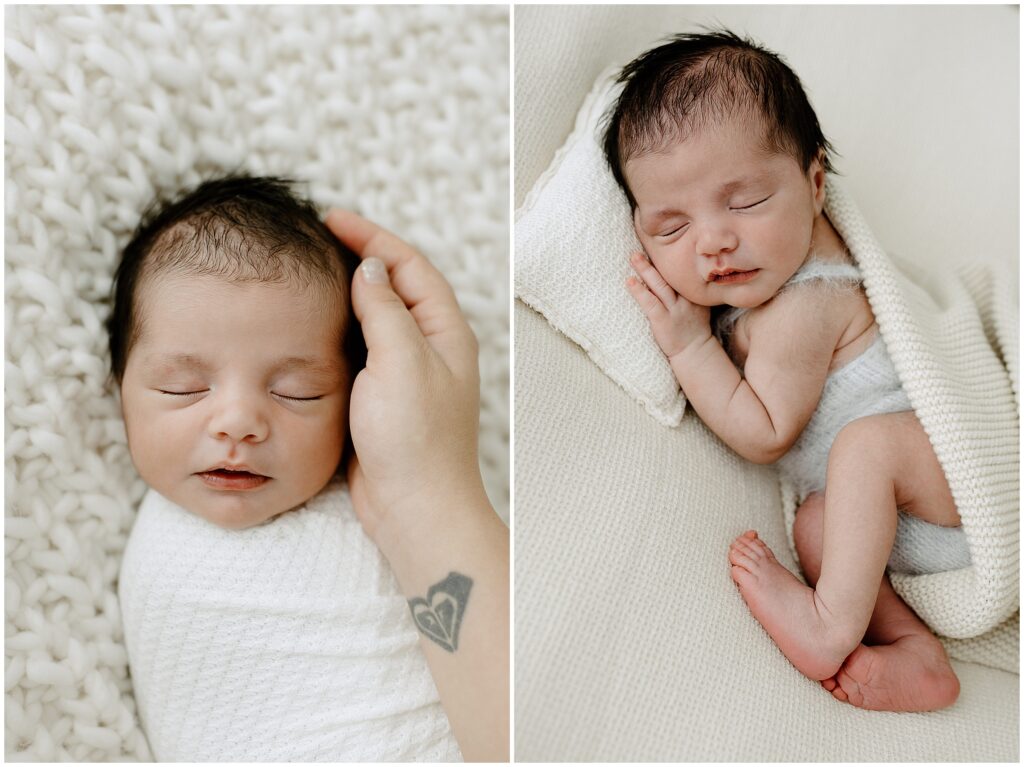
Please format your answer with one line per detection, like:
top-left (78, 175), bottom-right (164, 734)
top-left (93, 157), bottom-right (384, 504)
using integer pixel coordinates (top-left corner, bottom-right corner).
top-left (146, 352), bottom-right (213, 373)
top-left (146, 353), bottom-right (339, 376)
top-left (272, 356), bottom-right (341, 377)
top-left (717, 178), bottom-right (751, 196)
top-left (717, 172), bottom-right (776, 198)
top-left (638, 207), bottom-right (686, 231)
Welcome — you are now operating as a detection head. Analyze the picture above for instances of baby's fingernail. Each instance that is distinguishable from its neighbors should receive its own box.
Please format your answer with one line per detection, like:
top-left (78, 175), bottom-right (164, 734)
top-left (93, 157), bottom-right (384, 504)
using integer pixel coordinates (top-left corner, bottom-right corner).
top-left (361, 257), bottom-right (389, 284)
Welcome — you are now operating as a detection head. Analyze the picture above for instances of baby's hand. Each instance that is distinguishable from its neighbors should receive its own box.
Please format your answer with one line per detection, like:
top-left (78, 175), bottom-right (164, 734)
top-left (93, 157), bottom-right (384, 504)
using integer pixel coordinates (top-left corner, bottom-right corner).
top-left (626, 251), bottom-right (711, 360)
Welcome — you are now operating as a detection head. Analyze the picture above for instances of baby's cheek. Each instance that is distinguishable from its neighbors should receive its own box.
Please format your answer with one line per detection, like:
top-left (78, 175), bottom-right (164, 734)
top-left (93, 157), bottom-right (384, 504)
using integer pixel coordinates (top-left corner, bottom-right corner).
top-left (310, 399), bottom-right (348, 464)
top-left (122, 401), bottom-right (164, 468)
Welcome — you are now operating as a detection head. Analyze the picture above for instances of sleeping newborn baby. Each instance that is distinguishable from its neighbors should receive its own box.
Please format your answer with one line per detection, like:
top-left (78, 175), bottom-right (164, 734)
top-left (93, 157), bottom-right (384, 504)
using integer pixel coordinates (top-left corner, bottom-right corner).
top-left (606, 32), bottom-right (968, 712)
top-left (109, 175), bottom-right (461, 761)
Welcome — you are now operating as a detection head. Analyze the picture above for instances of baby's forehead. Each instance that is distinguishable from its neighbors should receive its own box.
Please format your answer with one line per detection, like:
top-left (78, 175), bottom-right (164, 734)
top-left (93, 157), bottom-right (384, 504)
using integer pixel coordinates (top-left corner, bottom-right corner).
top-left (135, 271), bottom-right (349, 346)
top-left (143, 267), bottom-right (347, 306)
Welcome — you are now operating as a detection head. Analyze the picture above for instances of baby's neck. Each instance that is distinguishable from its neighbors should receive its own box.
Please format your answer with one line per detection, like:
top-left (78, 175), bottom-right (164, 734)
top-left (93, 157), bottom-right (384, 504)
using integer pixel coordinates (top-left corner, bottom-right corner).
top-left (806, 211), bottom-right (850, 266)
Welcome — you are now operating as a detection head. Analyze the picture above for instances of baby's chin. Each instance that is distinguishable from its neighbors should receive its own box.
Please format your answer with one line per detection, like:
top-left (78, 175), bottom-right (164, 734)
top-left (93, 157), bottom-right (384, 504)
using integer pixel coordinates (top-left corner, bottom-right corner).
top-left (171, 474), bottom-right (341, 531)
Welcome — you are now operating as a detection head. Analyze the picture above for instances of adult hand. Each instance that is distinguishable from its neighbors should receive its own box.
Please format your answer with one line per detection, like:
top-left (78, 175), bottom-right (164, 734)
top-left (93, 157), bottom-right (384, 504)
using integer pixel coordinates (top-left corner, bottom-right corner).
top-left (324, 210), bottom-right (508, 762)
top-left (325, 209), bottom-right (488, 552)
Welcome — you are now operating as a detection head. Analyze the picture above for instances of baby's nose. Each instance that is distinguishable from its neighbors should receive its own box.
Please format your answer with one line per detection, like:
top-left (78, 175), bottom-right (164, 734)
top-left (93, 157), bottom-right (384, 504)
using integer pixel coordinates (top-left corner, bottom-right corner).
top-left (207, 393), bottom-right (270, 444)
top-left (696, 221), bottom-right (739, 257)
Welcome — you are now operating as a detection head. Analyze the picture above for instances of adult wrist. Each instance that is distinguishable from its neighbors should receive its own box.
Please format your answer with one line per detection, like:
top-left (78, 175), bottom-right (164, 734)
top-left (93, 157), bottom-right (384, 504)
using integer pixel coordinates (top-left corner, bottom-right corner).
top-left (371, 473), bottom-right (495, 569)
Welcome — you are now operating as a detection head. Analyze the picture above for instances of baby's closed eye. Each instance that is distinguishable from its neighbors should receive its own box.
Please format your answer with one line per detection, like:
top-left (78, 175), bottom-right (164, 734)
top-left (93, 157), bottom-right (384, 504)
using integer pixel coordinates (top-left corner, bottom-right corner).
top-left (273, 392), bottom-right (324, 402)
top-left (730, 195), bottom-right (771, 211)
top-left (159, 389), bottom-right (207, 400)
top-left (155, 389), bottom-right (325, 402)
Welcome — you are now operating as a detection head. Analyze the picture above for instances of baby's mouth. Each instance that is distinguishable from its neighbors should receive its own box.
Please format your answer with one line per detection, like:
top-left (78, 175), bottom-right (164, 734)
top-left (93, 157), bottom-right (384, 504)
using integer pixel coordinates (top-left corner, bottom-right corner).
top-left (709, 268), bottom-right (759, 284)
top-left (197, 466), bottom-right (271, 490)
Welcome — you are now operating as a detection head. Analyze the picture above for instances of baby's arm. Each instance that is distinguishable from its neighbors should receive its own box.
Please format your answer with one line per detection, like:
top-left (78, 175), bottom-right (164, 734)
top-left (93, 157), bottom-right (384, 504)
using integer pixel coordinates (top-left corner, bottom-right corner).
top-left (628, 253), bottom-right (846, 463)
top-left (678, 294), bottom-right (841, 462)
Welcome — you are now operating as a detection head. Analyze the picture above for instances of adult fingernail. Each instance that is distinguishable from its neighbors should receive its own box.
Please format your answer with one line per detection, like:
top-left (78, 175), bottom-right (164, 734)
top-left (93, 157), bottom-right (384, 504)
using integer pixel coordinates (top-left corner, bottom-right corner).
top-left (361, 257), bottom-right (388, 284)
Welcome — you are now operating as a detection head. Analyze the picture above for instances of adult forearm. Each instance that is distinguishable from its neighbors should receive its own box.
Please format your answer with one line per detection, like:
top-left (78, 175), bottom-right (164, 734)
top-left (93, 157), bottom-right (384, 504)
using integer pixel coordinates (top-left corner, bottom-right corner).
top-left (375, 482), bottom-right (510, 762)
top-left (670, 335), bottom-right (784, 463)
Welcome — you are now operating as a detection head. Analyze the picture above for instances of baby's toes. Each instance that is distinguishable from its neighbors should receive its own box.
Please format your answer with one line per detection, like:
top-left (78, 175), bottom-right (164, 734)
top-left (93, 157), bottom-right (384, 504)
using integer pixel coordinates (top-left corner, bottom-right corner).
top-left (729, 530), bottom-right (758, 553)
top-left (826, 682), bottom-right (849, 703)
top-left (732, 533), bottom-right (766, 561)
top-left (746, 535), bottom-right (776, 562)
top-left (728, 547), bottom-right (748, 570)
top-left (728, 540), bottom-right (758, 569)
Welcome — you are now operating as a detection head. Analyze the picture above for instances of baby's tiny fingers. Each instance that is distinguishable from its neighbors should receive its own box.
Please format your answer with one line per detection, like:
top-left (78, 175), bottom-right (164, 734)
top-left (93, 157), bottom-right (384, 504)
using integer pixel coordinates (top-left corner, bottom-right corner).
top-left (630, 252), bottom-right (676, 307)
top-left (626, 276), bottom-right (665, 318)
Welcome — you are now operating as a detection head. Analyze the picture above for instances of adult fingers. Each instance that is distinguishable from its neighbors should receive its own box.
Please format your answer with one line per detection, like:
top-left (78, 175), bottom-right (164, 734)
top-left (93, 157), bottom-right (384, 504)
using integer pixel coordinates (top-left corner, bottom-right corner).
top-left (328, 209), bottom-right (477, 370)
top-left (350, 257), bottom-right (425, 356)
top-left (326, 209), bottom-right (465, 336)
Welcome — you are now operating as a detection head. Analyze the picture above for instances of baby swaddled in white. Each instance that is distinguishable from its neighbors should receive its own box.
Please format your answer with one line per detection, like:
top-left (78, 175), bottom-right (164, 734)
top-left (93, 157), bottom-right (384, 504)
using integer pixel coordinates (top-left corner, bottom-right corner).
top-left (108, 175), bottom-right (462, 760)
top-left (118, 479), bottom-right (461, 762)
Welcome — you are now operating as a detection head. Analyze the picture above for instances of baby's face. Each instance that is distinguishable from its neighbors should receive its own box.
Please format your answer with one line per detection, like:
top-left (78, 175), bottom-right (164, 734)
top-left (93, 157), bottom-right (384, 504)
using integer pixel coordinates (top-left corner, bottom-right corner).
top-left (626, 117), bottom-right (825, 309)
top-left (120, 273), bottom-right (350, 529)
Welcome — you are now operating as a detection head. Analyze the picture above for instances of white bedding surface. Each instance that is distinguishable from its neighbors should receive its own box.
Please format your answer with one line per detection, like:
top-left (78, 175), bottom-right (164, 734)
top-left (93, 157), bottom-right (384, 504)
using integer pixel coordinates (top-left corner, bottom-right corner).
top-left (515, 300), bottom-right (1019, 762)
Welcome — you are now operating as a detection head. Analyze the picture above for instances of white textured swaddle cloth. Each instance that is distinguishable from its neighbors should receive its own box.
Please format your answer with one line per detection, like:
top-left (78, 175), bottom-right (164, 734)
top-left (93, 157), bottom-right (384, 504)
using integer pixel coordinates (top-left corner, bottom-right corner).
top-left (117, 478), bottom-right (461, 762)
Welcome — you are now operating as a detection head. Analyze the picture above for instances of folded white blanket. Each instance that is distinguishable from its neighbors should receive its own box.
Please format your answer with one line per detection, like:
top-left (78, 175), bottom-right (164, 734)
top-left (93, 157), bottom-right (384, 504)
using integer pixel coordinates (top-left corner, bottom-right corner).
top-left (781, 180), bottom-right (1020, 643)
top-left (118, 480), bottom-right (461, 762)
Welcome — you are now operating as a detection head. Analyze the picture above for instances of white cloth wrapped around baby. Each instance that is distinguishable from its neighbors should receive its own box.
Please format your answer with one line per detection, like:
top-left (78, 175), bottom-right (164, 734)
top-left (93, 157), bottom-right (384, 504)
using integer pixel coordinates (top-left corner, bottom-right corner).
top-left (118, 478), bottom-right (461, 762)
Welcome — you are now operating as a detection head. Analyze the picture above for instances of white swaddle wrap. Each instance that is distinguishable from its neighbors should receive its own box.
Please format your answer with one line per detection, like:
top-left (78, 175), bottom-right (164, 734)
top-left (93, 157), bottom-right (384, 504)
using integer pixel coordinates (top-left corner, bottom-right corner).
top-left (118, 478), bottom-right (461, 762)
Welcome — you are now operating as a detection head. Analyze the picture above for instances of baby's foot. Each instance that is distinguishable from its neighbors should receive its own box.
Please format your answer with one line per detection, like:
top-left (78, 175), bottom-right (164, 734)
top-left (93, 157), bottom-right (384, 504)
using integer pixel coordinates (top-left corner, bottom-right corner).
top-left (728, 531), bottom-right (860, 681)
top-left (821, 634), bottom-right (960, 711)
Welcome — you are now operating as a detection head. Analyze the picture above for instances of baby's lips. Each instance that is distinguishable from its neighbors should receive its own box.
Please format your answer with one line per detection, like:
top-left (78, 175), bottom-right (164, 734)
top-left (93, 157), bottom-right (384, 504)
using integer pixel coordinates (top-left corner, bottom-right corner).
top-left (199, 463), bottom-right (270, 478)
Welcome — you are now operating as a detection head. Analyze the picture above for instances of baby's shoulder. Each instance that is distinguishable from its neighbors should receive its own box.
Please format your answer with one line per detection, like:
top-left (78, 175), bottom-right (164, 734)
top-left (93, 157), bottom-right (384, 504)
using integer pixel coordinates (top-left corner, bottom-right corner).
top-left (750, 275), bottom-right (861, 332)
top-left (734, 271), bottom-right (867, 366)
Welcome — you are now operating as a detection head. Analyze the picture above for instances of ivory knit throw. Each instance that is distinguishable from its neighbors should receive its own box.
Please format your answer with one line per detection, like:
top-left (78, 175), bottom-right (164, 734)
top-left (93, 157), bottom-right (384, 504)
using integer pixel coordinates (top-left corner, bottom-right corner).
top-left (118, 480), bottom-right (461, 762)
top-left (781, 179), bottom-right (1019, 642)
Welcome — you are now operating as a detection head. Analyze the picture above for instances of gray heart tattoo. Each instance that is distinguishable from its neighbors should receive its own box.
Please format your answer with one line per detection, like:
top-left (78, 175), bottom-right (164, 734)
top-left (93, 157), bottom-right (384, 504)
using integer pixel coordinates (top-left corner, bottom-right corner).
top-left (408, 571), bottom-right (473, 652)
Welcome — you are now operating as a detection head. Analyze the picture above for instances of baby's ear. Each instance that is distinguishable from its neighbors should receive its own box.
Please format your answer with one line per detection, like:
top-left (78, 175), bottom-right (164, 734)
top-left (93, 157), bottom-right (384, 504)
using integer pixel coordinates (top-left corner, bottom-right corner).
top-left (809, 152), bottom-right (827, 214)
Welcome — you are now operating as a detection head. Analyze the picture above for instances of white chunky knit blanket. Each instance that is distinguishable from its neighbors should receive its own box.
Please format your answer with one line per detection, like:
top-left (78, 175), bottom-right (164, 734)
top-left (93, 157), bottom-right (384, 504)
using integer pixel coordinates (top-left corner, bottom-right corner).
top-left (5, 6), bottom-right (508, 760)
top-left (782, 180), bottom-right (1019, 649)
top-left (118, 481), bottom-right (460, 762)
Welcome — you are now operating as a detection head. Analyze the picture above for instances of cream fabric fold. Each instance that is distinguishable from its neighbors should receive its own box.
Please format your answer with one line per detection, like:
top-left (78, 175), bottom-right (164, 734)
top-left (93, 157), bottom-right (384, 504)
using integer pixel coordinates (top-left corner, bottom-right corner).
top-left (797, 179), bottom-right (1019, 641)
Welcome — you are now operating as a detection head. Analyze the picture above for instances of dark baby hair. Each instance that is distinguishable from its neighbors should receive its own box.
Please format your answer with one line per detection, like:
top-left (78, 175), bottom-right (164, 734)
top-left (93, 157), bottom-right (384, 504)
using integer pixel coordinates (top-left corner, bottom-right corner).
top-left (106, 173), bottom-right (367, 387)
top-left (603, 28), bottom-right (836, 209)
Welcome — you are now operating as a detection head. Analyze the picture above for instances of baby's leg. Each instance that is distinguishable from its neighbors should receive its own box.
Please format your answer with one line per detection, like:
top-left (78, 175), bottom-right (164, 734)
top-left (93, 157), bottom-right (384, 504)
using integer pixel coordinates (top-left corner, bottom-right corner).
top-left (793, 494), bottom-right (960, 711)
top-left (816, 410), bottom-right (959, 619)
top-left (729, 411), bottom-right (956, 681)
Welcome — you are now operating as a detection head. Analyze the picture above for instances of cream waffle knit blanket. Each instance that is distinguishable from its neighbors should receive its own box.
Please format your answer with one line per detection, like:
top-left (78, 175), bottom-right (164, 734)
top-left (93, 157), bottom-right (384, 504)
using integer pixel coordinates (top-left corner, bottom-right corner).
top-left (780, 179), bottom-right (1019, 645)
top-left (118, 479), bottom-right (461, 762)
